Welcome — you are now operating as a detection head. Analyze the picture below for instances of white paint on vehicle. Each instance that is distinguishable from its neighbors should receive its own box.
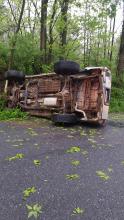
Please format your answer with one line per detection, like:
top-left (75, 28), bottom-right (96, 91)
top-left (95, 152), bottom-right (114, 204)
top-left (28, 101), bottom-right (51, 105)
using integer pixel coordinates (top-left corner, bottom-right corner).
top-left (102, 105), bottom-right (109, 119)
top-left (43, 97), bottom-right (57, 106)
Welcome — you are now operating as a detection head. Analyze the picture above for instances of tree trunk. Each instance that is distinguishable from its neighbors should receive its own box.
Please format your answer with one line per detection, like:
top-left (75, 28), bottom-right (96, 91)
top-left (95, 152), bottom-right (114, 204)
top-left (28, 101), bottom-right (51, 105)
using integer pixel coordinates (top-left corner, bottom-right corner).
top-left (116, 0), bottom-right (124, 78)
top-left (48, 0), bottom-right (57, 63)
top-left (107, 18), bottom-right (112, 57)
top-left (60, 0), bottom-right (69, 46)
top-left (96, 29), bottom-right (100, 65)
top-left (103, 6), bottom-right (107, 59)
top-left (32, 0), bottom-right (40, 19)
top-left (59, 0), bottom-right (69, 59)
top-left (40, 0), bottom-right (48, 63)
top-left (8, 0), bottom-right (26, 70)
top-left (28, 1), bottom-right (32, 33)
top-left (117, 19), bottom-right (124, 78)
top-left (83, 1), bottom-right (88, 66)
top-left (110, 16), bottom-right (116, 62)
top-left (32, 1), bottom-right (38, 37)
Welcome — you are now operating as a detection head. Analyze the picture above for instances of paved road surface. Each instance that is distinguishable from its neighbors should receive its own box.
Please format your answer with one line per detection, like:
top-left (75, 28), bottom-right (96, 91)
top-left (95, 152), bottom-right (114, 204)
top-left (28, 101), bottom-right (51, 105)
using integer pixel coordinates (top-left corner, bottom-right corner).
top-left (0, 118), bottom-right (124, 220)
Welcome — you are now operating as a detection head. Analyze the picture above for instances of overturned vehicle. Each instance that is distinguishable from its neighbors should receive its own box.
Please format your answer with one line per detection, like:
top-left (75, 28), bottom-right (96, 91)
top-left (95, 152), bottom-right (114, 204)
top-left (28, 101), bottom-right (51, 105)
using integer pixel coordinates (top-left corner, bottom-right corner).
top-left (5, 61), bottom-right (111, 125)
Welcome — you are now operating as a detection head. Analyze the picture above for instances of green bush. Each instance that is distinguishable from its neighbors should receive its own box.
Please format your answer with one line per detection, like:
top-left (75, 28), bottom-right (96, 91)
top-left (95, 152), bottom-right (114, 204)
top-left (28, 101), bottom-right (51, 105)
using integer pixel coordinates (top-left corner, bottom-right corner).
top-left (0, 108), bottom-right (28, 120)
top-left (110, 86), bottom-right (124, 112)
top-left (0, 42), bottom-right (9, 73)
top-left (0, 96), bottom-right (7, 110)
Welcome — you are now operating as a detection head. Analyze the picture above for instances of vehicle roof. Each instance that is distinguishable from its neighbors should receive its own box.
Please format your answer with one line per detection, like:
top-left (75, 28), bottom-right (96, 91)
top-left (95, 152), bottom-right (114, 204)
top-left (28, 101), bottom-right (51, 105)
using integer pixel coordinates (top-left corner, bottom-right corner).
top-left (25, 67), bottom-right (111, 79)
top-left (25, 72), bottom-right (56, 79)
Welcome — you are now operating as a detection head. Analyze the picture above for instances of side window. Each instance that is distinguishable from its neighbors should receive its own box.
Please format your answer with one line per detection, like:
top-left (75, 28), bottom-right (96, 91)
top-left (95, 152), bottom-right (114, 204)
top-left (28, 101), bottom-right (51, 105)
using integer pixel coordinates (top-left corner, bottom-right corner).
top-left (105, 88), bottom-right (111, 104)
top-left (103, 71), bottom-right (111, 105)
top-left (106, 71), bottom-right (111, 77)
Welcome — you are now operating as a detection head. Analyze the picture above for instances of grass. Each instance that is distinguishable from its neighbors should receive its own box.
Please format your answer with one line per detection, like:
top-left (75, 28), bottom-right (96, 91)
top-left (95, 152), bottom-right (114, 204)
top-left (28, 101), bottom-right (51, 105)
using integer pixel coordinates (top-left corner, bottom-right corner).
top-left (0, 95), bottom-right (7, 111)
top-left (110, 86), bottom-right (124, 112)
top-left (0, 96), bottom-right (27, 120)
top-left (0, 108), bottom-right (28, 120)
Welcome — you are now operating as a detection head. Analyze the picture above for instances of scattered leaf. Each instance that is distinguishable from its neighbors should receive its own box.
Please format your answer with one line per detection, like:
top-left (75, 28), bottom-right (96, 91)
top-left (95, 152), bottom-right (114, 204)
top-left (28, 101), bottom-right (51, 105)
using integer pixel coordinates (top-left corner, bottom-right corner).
top-left (71, 160), bottom-right (80, 166)
top-left (66, 174), bottom-right (80, 180)
top-left (82, 150), bottom-right (88, 156)
top-left (72, 207), bottom-right (85, 215)
top-left (96, 170), bottom-right (110, 181)
top-left (108, 166), bottom-right (113, 172)
top-left (33, 160), bottom-right (41, 166)
top-left (7, 153), bottom-right (24, 161)
top-left (23, 187), bottom-right (36, 199)
top-left (26, 204), bottom-right (42, 219)
top-left (66, 146), bottom-right (80, 153)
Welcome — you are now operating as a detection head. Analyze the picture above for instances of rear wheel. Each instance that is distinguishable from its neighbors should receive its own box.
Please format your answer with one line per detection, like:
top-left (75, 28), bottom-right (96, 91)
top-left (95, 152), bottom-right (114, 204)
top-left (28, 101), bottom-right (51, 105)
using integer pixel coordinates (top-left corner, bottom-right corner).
top-left (54, 60), bottom-right (80, 75)
top-left (52, 113), bottom-right (78, 124)
top-left (4, 70), bottom-right (25, 82)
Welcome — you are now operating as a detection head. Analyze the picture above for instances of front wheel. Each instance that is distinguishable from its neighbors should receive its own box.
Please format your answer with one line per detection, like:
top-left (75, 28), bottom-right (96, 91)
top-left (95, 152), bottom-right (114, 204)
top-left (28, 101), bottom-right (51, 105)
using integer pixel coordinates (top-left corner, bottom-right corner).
top-left (52, 113), bottom-right (78, 124)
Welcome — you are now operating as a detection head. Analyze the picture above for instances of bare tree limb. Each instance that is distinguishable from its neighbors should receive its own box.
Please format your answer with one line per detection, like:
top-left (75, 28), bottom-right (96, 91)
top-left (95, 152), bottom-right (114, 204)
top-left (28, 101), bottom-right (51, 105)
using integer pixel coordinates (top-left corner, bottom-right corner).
top-left (31, 0), bottom-right (41, 20)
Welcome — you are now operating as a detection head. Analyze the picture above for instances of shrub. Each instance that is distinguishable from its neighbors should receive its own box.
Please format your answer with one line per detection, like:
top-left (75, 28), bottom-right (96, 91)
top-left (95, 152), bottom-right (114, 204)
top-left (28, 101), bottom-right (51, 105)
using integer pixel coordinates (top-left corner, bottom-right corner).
top-left (0, 95), bottom-right (7, 110)
top-left (110, 86), bottom-right (124, 112)
top-left (0, 107), bottom-right (28, 120)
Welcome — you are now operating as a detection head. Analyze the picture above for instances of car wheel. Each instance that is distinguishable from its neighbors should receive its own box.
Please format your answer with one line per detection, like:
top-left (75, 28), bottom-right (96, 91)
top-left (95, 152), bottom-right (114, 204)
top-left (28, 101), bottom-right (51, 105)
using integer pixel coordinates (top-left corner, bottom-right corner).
top-left (54, 60), bottom-right (80, 75)
top-left (52, 113), bottom-right (78, 124)
top-left (4, 70), bottom-right (25, 81)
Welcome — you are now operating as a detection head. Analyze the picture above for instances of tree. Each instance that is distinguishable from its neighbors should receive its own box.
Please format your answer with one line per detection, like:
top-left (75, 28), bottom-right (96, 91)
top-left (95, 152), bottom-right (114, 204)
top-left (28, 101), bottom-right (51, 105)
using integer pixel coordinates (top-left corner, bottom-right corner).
top-left (59, 0), bottom-right (69, 59)
top-left (48, 0), bottom-right (57, 63)
top-left (117, 0), bottom-right (124, 79)
top-left (40, 0), bottom-right (48, 63)
top-left (109, 3), bottom-right (117, 62)
top-left (8, 0), bottom-right (26, 69)
top-left (0, 0), bottom-right (122, 74)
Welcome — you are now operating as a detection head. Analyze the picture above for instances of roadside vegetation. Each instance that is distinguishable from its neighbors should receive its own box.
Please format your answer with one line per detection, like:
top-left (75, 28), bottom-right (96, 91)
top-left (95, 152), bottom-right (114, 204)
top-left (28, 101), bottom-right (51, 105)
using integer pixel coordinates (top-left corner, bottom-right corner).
top-left (0, 95), bottom-right (28, 120)
top-left (0, 108), bottom-right (28, 120)
top-left (110, 80), bottom-right (124, 112)
top-left (0, 86), bottom-right (123, 121)
top-left (0, 0), bottom-right (124, 114)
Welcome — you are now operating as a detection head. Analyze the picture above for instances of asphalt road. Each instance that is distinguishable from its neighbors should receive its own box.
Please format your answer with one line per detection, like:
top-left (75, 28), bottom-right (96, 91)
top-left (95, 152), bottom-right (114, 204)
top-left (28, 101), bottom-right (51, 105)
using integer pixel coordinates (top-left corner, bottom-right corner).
top-left (0, 118), bottom-right (124, 220)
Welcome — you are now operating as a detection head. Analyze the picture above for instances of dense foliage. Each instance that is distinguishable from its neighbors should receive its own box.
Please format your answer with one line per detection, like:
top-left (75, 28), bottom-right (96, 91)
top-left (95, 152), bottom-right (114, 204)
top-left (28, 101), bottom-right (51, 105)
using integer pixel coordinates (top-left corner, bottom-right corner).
top-left (0, 0), bottom-right (124, 112)
top-left (0, 0), bottom-right (123, 72)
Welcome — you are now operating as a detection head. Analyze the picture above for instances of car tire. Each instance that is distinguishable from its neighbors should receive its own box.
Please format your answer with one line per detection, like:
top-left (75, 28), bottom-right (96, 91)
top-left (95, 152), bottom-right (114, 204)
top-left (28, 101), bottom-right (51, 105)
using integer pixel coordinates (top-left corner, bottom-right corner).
top-left (54, 60), bottom-right (80, 75)
top-left (4, 70), bottom-right (25, 81)
top-left (52, 113), bottom-right (78, 124)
